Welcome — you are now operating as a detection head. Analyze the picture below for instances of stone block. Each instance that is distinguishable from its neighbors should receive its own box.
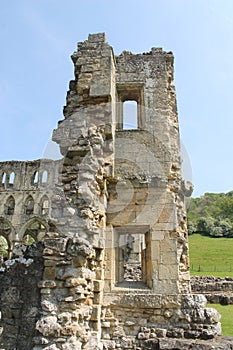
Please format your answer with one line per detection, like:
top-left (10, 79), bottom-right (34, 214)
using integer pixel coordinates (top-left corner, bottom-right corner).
top-left (44, 238), bottom-right (68, 253)
top-left (93, 280), bottom-right (104, 292)
top-left (91, 305), bottom-right (101, 321)
top-left (93, 291), bottom-right (103, 305)
top-left (65, 277), bottom-right (87, 287)
top-left (111, 293), bottom-right (162, 309)
top-left (92, 320), bottom-right (101, 332)
top-left (153, 222), bottom-right (175, 231)
top-left (152, 231), bottom-right (165, 242)
top-left (72, 256), bottom-right (87, 267)
top-left (151, 242), bottom-right (160, 258)
top-left (160, 251), bottom-right (178, 265)
top-left (150, 261), bottom-right (159, 281)
top-left (161, 295), bottom-right (181, 308)
top-left (40, 288), bottom-right (51, 295)
top-left (95, 267), bottom-right (104, 280)
top-left (159, 264), bottom-right (179, 280)
top-left (38, 280), bottom-right (56, 289)
top-left (158, 206), bottom-right (175, 223)
top-left (102, 321), bottom-right (111, 328)
top-left (44, 267), bottom-right (56, 280)
top-left (44, 260), bottom-right (57, 267)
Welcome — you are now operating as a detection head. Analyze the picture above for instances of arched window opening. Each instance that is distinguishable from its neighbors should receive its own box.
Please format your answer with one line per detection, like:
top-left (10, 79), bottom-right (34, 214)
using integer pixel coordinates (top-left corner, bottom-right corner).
top-left (123, 100), bottom-right (138, 130)
top-left (41, 170), bottom-right (48, 184)
top-left (0, 235), bottom-right (9, 259)
top-left (9, 172), bottom-right (15, 186)
top-left (1, 172), bottom-right (7, 185)
top-left (24, 220), bottom-right (47, 243)
top-left (41, 197), bottom-right (49, 215)
top-left (24, 196), bottom-right (34, 215)
top-left (22, 234), bottom-right (36, 246)
top-left (0, 219), bottom-right (11, 235)
top-left (5, 196), bottom-right (15, 215)
top-left (32, 171), bottom-right (39, 186)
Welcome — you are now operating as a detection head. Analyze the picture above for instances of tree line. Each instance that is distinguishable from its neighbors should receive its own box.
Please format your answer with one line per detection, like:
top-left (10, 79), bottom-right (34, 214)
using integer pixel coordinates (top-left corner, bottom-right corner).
top-left (187, 191), bottom-right (233, 237)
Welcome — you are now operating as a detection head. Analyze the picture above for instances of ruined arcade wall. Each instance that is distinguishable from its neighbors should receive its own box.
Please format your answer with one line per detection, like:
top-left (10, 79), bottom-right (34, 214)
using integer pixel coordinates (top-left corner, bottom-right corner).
top-left (0, 159), bottom-right (61, 255)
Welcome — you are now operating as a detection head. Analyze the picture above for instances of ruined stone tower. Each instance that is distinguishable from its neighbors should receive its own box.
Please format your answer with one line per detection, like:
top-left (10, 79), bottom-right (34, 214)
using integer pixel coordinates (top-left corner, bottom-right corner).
top-left (1, 33), bottom-right (231, 349)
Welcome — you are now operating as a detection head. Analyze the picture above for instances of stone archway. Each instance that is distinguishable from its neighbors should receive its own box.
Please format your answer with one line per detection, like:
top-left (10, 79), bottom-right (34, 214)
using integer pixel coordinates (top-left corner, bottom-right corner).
top-left (19, 217), bottom-right (49, 244)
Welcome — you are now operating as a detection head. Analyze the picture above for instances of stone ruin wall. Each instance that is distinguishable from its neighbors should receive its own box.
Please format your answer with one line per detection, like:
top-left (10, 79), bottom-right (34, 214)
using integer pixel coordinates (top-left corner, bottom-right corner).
top-left (0, 33), bottom-right (232, 350)
top-left (191, 276), bottom-right (233, 305)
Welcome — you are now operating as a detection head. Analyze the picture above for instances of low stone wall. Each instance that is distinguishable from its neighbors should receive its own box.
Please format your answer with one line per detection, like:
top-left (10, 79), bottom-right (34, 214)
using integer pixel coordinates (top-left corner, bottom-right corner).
top-left (143, 337), bottom-right (233, 349)
top-left (191, 276), bottom-right (233, 305)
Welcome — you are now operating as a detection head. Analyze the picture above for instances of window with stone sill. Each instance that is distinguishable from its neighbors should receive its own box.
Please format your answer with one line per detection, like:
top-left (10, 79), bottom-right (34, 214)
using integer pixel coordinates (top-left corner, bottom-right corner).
top-left (116, 84), bottom-right (144, 130)
top-left (114, 227), bottom-right (151, 288)
top-left (123, 100), bottom-right (138, 130)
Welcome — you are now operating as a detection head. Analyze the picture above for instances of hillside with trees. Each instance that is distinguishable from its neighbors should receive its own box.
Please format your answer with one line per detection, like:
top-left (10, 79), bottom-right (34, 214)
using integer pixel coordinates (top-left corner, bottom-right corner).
top-left (187, 191), bottom-right (233, 237)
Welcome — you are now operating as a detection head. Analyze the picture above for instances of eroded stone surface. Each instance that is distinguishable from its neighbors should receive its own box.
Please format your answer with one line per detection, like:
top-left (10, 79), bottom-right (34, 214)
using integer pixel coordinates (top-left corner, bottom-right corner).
top-left (0, 243), bottom-right (44, 350)
top-left (192, 276), bottom-right (233, 304)
top-left (0, 33), bottom-right (232, 349)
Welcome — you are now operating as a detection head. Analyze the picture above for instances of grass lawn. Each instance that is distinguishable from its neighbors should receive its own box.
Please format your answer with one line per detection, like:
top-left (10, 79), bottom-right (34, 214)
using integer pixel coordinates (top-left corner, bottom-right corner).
top-left (188, 234), bottom-right (233, 278)
top-left (189, 234), bottom-right (233, 336)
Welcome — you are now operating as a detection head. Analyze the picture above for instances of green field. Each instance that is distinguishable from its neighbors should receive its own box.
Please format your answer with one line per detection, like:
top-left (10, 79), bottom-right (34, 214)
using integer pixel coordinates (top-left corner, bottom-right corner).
top-left (189, 234), bottom-right (233, 278)
top-left (189, 234), bottom-right (233, 336)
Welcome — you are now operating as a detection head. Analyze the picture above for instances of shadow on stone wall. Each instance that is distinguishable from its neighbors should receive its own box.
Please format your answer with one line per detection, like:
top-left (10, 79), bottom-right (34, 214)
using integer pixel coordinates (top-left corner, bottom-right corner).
top-left (0, 242), bottom-right (44, 350)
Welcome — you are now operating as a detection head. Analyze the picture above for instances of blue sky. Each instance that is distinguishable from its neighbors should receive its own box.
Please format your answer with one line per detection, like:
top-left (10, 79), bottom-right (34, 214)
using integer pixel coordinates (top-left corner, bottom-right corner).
top-left (0, 0), bottom-right (233, 197)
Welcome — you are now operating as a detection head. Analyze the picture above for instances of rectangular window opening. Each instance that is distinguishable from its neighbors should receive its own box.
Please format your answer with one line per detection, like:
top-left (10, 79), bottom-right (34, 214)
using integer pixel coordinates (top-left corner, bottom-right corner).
top-left (115, 229), bottom-right (150, 289)
top-left (123, 100), bottom-right (138, 130)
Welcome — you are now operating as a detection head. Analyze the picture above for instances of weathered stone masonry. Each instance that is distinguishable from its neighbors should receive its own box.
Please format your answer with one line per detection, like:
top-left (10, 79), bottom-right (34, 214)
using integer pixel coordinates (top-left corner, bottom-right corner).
top-left (0, 33), bottom-right (233, 349)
